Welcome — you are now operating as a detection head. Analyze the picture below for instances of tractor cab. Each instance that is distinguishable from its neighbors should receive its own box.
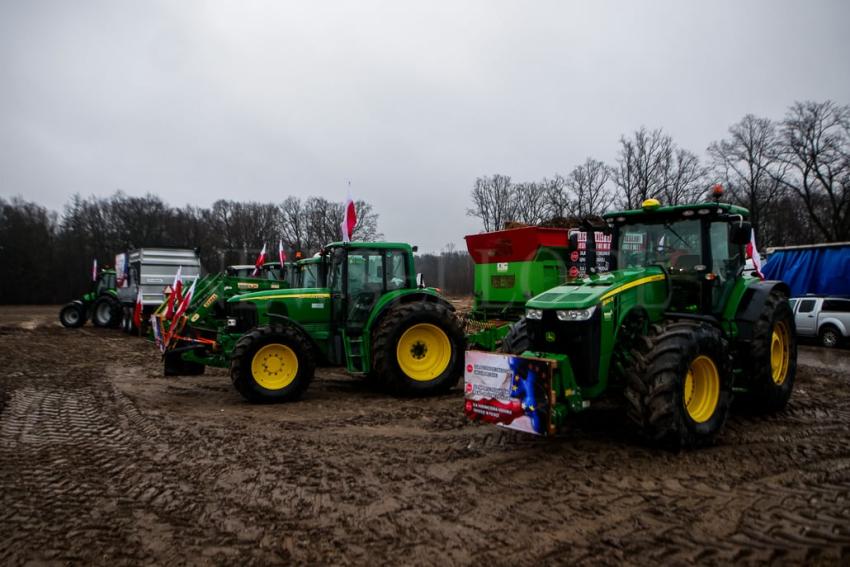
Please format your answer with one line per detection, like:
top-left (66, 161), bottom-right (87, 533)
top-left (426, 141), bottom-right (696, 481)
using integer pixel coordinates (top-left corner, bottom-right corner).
top-left (295, 255), bottom-right (327, 288)
top-left (94, 269), bottom-right (117, 296)
top-left (326, 243), bottom-right (414, 333)
top-left (606, 199), bottom-right (752, 316)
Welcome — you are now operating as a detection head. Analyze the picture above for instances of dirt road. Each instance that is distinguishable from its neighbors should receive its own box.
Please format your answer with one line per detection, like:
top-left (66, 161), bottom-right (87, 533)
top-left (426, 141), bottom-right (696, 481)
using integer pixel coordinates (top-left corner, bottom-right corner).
top-left (2, 306), bottom-right (850, 565)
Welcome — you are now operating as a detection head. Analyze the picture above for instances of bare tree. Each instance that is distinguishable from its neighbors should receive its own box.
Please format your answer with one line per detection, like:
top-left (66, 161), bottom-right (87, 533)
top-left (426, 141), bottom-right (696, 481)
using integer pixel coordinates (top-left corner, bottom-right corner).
top-left (662, 148), bottom-right (707, 205)
top-left (542, 175), bottom-right (570, 219)
top-left (779, 100), bottom-right (850, 242)
top-left (567, 158), bottom-right (615, 217)
top-left (511, 181), bottom-right (549, 225)
top-left (708, 114), bottom-right (788, 240)
top-left (613, 127), bottom-right (672, 208)
top-left (466, 174), bottom-right (516, 231)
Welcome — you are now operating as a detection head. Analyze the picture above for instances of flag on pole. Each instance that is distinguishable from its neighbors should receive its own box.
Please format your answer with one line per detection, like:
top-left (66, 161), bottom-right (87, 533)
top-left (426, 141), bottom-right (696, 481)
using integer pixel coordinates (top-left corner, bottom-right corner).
top-left (92, 258), bottom-right (98, 282)
top-left (165, 266), bottom-right (183, 319)
top-left (172, 278), bottom-right (197, 323)
top-left (340, 188), bottom-right (357, 243)
top-left (746, 228), bottom-right (765, 280)
top-left (133, 286), bottom-right (143, 329)
top-left (252, 244), bottom-right (267, 276)
top-left (278, 239), bottom-right (286, 265)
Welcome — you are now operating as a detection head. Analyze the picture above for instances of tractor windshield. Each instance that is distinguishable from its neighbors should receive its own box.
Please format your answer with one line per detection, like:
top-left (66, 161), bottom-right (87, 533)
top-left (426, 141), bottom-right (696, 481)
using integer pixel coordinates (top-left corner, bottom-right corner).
top-left (616, 219), bottom-right (702, 272)
top-left (96, 272), bottom-right (116, 294)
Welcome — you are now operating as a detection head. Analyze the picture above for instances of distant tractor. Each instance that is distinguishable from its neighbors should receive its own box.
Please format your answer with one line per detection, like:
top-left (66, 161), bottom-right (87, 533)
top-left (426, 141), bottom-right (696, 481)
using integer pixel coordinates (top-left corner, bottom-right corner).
top-left (465, 198), bottom-right (797, 449)
top-left (157, 242), bottom-right (465, 403)
top-left (59, 268), bottom-right (120, 328)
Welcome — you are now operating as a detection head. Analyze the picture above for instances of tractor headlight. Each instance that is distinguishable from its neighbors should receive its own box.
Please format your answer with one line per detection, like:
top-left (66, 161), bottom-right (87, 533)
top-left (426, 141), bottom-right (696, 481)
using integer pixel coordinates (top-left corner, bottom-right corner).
top-left (526, 308), bottom-right (543, 320)
top-left (556, 306), bottom-right (597, 322)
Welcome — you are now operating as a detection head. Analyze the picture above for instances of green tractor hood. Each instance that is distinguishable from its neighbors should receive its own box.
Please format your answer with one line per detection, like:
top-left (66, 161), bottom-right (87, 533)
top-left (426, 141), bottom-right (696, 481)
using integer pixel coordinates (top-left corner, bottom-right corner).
top-left (228, 287), bottom-right (329, 304)
top-left (526, 266), bottom-right (666, 310)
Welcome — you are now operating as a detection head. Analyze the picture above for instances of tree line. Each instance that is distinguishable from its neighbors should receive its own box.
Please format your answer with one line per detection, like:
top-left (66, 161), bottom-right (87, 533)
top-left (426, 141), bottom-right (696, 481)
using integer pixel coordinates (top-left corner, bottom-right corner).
top-left (468, 100), bottom-right (850, 247)
top-left (0, 193), bottom-right (381, 304)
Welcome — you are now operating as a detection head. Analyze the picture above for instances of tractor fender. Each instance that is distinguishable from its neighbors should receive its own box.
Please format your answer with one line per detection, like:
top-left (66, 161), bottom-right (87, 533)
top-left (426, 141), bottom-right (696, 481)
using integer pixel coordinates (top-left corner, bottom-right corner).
top-left (66, 299), bottom-right (86, 309)
top-left (734, 280), bottom-right (791, 340)
top-left (365, 290), bottom-right (456, 337)
top-left (817, 317), bottom-right (848, 338)
top-left (265, 313), bottom-right (326, 361)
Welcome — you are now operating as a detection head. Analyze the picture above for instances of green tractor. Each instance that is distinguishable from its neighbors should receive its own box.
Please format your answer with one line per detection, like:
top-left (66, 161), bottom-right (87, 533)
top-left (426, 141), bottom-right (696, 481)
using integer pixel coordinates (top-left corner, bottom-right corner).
top-left (59, 268), bottom-right (121, 328)
top-left (160, 242), bottom-right (465, 402)
top-left (465, 198), bottom-right (796, 449)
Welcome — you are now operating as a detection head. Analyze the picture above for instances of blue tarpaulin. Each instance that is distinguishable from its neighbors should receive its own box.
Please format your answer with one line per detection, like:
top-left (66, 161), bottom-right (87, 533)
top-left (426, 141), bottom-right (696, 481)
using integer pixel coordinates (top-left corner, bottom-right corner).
top-left (762, 246), bottom-right (850, 297)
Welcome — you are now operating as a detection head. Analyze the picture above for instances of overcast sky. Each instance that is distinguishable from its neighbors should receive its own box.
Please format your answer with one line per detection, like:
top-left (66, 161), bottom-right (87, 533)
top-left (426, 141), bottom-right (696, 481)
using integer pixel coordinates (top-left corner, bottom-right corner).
top-left (1, 0), bottom-right (848, 252)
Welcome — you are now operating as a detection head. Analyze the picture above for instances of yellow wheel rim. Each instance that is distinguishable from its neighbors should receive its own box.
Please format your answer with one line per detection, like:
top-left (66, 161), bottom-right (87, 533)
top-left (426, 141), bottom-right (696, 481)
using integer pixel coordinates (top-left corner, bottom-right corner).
top-left (396, 323), bottom-right (452, 382)
top-left (771, 321), bottom-right (790, 385)
top-left (251, 344), bottom-right (298, 390)
top-left (683, 355), bottom-right (720, 423)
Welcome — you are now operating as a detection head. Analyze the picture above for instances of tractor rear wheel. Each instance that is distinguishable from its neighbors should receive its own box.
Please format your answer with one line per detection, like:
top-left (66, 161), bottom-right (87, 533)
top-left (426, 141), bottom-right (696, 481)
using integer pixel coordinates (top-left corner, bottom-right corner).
top-left (371, 302), bottom-right (465, 396)
top-left (738, 290), bottom-right (797, 412)
top-left (626, 320), bottom-right (732, 449)
top-left (230, 324), bottom-right (315, 403)
top-left (92, 296), bottom-right (120, 328)
top-left (59, 303), bottom-right (86, 328)
top-left (500, 317), bottom-right (531, 354)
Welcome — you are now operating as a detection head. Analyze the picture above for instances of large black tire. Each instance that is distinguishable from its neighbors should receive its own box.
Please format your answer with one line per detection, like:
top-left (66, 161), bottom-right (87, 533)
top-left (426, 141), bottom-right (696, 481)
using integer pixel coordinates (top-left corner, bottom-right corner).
top-left (625, 320), bottom-right (733, 449)
top-left (738, 291), bottom-right (797, 413)
top-left (92, 296), bottom-right (120, 328)
top-left (164, 350), bottom-right (206, 376)
top-left (499, 317), bottom-right (530, 354)
top-left (59, 302), bottom-right (86, 328)
top-left (371, 302), bottom-right (465, 396)
top-left (230, 324), bottom-right (315, 403)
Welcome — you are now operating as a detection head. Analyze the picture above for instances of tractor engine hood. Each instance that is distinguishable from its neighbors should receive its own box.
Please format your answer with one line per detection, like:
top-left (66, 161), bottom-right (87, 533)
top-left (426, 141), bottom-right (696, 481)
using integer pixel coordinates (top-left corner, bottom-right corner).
top-left (525, 267), bottom-right (666, 310)
top-left (228, 287), bottom-right (330, 303)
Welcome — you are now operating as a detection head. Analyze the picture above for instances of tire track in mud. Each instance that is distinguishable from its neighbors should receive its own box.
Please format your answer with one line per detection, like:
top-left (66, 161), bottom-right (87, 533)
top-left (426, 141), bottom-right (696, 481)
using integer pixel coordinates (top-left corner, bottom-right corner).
top-left (3, 311), bottom-right (850, 565)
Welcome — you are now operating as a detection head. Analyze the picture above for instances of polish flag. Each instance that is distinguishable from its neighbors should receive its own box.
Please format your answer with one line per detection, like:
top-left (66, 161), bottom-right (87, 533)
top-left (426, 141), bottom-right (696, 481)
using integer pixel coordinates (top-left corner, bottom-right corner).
top-left (746, 229), bottom-right (765, 280)
top-left (132, 286), bottom-right (143, 329)
top-left (252, 244), bottom-right (267, 276)
top-left (340, 191), bottom-right (357, 243)
top-left (165, 266), bottom-right (183, 319)
top-left (172, 278), bottom-right (197, 323)
top-left (92, 258), bottom-right (98, 282)
top-left (278, 239), bottom-right (286, 265)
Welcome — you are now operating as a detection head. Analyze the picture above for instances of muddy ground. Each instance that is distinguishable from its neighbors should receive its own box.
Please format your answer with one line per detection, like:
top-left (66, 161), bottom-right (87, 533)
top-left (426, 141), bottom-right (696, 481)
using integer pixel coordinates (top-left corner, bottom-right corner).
top-left (2, 305), bottom-right (850, 566)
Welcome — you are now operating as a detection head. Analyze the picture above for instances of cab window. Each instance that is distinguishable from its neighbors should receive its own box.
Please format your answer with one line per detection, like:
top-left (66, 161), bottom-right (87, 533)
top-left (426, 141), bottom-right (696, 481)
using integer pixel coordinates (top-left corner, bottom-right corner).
top-left (386, 249), bottom-right (408, 289)
top-left (798, 299), bottom-right (816, 313)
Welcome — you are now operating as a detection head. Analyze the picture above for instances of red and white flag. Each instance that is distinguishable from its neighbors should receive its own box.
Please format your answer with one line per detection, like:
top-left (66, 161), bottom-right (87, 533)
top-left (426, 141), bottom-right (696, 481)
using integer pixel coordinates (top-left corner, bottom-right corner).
top-left (278, 239), bottom-right (286, 265)
top-left (132, 286), bottom-right (143, 329)
top-left (252, 244), bottom-right (267, 276)
top-left (746, 229), bottom-right (765, 280)
top-left (165, 266), bottom-right (183, 319)
top-left (92, 258), bottom-right (98, 282)
top-left (172, 278), bottom-right (197, 323)
top-left (340, 190), bottom-right (357, 242)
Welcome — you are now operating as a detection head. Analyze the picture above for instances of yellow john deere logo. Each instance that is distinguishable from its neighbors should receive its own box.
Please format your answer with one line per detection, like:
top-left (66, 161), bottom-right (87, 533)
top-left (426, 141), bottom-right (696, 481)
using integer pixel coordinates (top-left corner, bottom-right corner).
top-left (545, 331), bottom-right (556, 342)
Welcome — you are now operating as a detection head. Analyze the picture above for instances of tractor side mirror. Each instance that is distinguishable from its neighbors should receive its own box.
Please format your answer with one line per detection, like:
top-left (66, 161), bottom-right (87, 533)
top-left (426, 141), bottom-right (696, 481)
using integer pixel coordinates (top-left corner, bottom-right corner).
top-left (416, 273), bottom-right (425, 288)
top-left (731, 221), bottom-right (752, 246)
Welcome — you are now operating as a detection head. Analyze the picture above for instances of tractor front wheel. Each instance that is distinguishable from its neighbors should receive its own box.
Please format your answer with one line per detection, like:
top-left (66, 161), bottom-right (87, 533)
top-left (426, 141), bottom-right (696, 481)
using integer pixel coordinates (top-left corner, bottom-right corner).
top-left (500, 317), bottom-right (531, 354)
top-left (627, 320), bottom-right (733, 449)
top-left (230, 324), bottom-right (315, 403)
top-left (739, 290), bottom-right (797, 412)
top-left (59, 302), bottom-right (86, 328)
top-left (92, 296), bottom-right (120, 328)
top-left (371, 302), bottom-right (465, 396)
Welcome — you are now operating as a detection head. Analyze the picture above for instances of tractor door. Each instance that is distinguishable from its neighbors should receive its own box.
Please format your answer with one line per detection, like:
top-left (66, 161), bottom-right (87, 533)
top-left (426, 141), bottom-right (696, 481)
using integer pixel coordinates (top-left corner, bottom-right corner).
top-left (343, 248), bottom-right (385, 332)
top-left (708, 221), bottom-right (744, 314)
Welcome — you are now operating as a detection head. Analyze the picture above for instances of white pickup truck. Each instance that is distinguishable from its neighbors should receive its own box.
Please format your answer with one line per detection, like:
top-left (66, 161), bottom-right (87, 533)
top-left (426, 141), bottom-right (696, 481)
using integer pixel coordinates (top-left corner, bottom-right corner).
top-left (790, 296), bottom-right (850, 348)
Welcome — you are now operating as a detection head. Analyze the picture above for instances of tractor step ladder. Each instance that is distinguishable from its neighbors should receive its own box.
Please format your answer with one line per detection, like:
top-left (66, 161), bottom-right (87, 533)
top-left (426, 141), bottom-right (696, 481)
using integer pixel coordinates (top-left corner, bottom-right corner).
top-left (343, 334), bottom-right (367, 374)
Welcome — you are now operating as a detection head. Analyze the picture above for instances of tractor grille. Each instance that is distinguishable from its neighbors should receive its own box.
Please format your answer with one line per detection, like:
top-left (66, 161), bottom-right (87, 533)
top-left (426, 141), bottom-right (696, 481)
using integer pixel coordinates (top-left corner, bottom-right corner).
top-left (525, 309), bottom-right (601, 387)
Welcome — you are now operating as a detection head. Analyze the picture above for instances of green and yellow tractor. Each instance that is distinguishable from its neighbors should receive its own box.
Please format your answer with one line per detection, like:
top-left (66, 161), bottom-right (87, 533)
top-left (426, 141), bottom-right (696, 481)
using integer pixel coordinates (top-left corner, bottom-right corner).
top-left (160, 242), bottom-right (465, 402)
top-left (465, 198), bottom-right (796, 449)
top-left (59, 268), bottom-right (121, 328)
